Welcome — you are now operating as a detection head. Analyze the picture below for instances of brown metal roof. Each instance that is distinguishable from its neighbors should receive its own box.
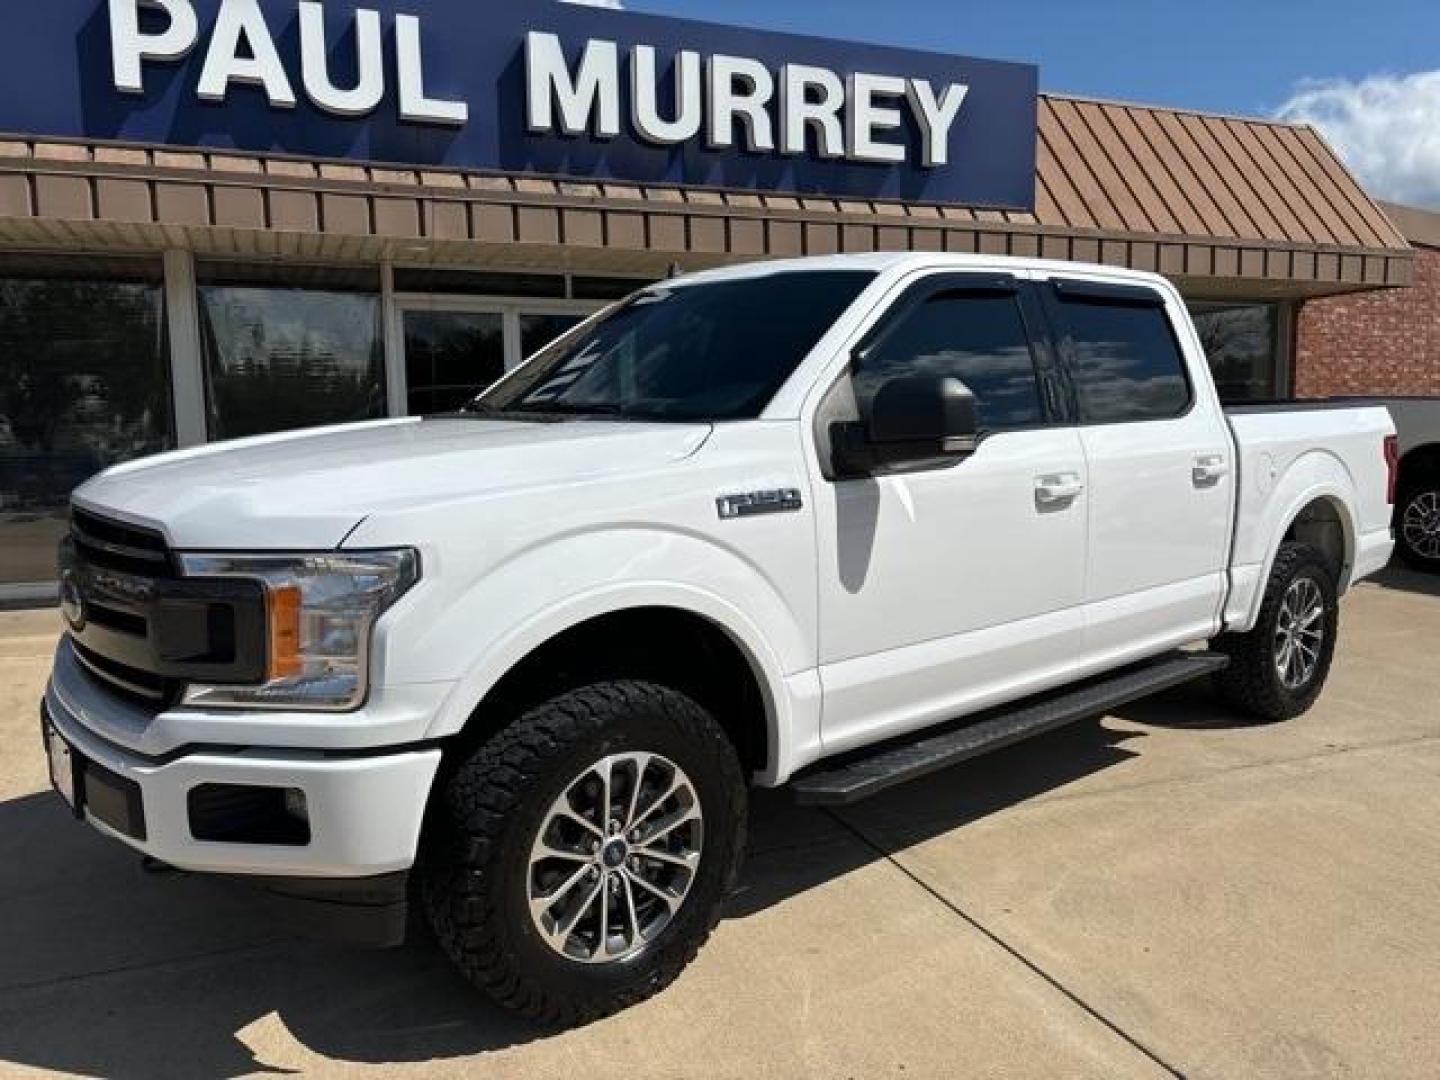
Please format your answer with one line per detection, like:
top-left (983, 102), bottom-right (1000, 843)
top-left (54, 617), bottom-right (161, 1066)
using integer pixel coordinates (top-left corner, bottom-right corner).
top-left (1377, 200), bottom-right (1440, 250)
top-left (1036, 95), bottom-right (1408, 251)
top-left (0, 93), bottom-right (1413, 295)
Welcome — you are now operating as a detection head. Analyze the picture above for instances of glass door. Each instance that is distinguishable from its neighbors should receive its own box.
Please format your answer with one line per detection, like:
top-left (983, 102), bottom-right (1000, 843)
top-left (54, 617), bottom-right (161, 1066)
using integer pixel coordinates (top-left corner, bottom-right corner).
top-left (402, 307), bottom-right (507, 415)
top-left (395, 296), bottom-right (596, 416)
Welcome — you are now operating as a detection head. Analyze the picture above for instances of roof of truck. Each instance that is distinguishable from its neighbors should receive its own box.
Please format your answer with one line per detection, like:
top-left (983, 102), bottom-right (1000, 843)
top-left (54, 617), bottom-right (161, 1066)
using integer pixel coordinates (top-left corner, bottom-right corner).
top-left (669, 252), bottom-right (1171, 289)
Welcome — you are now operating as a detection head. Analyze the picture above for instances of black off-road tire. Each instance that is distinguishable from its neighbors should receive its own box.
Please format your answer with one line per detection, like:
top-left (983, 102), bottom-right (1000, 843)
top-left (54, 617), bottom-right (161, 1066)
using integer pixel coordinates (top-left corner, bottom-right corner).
top-left (1395, 482), bottom-right (1440, 574)
top-left (420, 681), bottom-right (747, 1027)
top-left (1213, 542), bottom-right (1339, 723)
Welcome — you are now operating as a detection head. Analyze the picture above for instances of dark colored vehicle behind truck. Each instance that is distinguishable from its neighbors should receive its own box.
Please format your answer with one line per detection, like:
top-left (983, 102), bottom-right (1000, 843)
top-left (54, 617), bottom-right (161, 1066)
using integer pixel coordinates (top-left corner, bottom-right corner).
top-left (1338, 398), bottom-right (1440, 573)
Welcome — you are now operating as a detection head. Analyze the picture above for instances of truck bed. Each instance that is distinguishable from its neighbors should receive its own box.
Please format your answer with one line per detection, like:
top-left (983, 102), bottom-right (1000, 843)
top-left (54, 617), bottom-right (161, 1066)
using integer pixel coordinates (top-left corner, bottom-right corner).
top-left (1229, 397), bottom-right (1439, 458)
top-left (1224, 402), bottom-right (1395, 625)
top-left (1225, 400), bottom-right (1403, 414)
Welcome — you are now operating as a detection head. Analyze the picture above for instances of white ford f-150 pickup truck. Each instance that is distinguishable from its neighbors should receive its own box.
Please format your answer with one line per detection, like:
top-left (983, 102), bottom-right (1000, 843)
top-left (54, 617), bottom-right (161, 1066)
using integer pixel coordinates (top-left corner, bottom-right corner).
top-left (42, 253), bottom-right (1397, 1023)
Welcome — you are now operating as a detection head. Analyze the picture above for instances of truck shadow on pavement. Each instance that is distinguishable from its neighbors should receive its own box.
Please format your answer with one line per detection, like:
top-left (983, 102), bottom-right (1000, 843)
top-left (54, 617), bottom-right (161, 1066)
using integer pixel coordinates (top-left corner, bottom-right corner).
top-left (1368, 564), bottom-right (1440, 599)
top-left (0, 696), bottom-right (1211, 1078)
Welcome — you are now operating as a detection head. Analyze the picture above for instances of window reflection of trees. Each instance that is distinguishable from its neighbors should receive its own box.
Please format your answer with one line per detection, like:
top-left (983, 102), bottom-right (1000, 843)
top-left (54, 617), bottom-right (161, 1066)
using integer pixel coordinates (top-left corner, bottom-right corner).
top-left (0, 277), bottom-right (171, 584)
top-left (199, 287), bottom-right (386, 440)
top-left (0, 280), bottom-right (169, 459)
top-left (1191, 303), bottom-right (1278, 403)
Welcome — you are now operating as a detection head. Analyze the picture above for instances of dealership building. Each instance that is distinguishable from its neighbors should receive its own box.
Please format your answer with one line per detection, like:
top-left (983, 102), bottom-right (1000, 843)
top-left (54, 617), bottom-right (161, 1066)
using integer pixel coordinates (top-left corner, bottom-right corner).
top-left (0, 0), bottom-right (1429, 601)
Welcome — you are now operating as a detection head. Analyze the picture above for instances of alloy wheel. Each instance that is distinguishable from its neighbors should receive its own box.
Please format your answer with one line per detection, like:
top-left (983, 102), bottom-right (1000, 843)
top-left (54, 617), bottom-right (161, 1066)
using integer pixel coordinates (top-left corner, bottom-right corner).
top-left (1273, 576), bottom-right (1326, 691)
top-left (527, 752), bottom-right (704, 965)
top-left (1402, 490), bottom-right (1440, 560)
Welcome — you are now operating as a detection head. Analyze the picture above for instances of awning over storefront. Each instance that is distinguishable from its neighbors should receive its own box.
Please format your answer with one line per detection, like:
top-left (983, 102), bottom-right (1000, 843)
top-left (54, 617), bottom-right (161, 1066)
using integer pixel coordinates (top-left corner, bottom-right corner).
top-left (0, 94), bottom-right (1412, 298)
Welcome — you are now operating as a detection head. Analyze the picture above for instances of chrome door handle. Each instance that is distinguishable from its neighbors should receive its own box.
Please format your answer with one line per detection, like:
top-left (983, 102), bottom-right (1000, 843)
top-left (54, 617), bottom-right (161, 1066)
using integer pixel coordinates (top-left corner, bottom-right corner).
top-left (1035, 473), bottom-right (1085, 506)
top-left (1193, 454), bottom-right (1230, 487)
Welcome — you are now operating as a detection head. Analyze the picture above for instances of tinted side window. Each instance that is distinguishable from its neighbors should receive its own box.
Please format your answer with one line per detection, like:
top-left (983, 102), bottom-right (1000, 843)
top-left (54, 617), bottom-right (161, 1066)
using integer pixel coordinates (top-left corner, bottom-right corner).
top-left (1055, 294), bottom-right (1191, 423)
top-left (855, 291), bottom-right (1044, 431)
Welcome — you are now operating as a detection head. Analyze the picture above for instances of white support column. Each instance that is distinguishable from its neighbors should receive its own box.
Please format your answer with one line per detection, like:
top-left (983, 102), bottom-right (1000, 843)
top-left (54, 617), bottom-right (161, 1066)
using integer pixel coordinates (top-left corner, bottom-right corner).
top-left (381, 261), bottom-right (407, 417)
top-left (163, 249), bottom-right (208, 448)
top-left (503, 309), bottom-right (524, 371)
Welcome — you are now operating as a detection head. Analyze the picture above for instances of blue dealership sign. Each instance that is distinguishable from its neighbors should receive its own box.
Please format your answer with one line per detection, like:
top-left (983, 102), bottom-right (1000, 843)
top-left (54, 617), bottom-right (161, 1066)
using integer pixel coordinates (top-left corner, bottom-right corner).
top-left (0, 0), bottom-right (1038, 208)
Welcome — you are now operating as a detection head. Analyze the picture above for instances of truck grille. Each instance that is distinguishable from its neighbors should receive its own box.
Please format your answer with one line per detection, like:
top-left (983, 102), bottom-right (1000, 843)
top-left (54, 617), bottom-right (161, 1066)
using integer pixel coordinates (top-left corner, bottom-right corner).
top-left (61, 506), bottom-right (270, 709)
top-left (70, 506), bottom-right (174, 578)
top-left (72, 639), bottom-right (174, 705)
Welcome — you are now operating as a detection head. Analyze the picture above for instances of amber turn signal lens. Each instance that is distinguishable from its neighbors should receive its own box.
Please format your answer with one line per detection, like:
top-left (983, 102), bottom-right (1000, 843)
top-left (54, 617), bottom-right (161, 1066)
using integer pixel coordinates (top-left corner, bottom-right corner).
top-left (266, 584), bottom-right (303, 680)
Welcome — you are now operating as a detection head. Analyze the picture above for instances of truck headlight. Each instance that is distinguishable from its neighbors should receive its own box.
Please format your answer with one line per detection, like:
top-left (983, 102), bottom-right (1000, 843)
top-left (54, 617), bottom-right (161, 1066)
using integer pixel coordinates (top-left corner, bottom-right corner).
top-left (176, 549), bottom-right (419, 712)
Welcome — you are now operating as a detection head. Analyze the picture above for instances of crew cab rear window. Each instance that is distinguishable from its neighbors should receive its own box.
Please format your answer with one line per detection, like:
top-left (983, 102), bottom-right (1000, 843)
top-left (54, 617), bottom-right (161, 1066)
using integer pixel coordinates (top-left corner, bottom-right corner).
top-left (1052, 285), bottom-right (1192, 424)
top-left (855, 290), bottom-right (1045, 431)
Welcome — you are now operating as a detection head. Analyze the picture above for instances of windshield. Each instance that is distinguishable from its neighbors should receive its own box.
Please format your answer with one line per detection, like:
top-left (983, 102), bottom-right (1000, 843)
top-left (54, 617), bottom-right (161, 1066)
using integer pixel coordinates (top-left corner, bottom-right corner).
top-left (468, 270), bottom-right (875, 422)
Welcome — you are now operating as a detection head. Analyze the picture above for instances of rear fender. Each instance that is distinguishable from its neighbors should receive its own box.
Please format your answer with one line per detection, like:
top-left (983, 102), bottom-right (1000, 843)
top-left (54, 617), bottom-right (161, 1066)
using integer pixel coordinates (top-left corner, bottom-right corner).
top-left (1226, 450), bottom-right (1358, 633)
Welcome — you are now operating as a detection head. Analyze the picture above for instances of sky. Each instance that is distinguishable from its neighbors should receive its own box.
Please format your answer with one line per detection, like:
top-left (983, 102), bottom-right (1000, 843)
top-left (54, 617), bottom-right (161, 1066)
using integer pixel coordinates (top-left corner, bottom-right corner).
top-left (566, 0), bottom-right (1440, 208)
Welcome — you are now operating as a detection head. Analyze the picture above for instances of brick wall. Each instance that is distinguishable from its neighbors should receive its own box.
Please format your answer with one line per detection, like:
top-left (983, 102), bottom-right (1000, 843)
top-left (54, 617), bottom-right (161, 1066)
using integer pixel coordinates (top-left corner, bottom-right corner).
top-left (1295, 246), bottom-right (1440, 397)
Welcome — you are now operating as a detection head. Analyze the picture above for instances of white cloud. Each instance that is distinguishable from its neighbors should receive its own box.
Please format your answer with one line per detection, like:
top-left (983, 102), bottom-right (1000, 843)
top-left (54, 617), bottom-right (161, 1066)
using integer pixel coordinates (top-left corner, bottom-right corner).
top-left (562, 0), bottom-right (625, 7)
top-left (1276, 70), bottom-right (1440, 210)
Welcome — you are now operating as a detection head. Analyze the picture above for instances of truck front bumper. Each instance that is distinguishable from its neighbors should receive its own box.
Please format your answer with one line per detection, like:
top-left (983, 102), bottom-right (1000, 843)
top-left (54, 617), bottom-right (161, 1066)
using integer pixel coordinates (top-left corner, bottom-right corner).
top-left (42, 663), bottom-right (444, 944)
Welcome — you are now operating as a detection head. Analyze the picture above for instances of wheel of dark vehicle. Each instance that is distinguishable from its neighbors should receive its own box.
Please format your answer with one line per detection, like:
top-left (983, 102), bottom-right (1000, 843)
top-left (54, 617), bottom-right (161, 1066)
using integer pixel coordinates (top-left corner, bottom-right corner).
top-left (1213, 542), bottom-right (1338, 723)
top-left (1395, 483), bottom-right (1440, 573)
top-left (420, 680), bottom-right (747, 1027)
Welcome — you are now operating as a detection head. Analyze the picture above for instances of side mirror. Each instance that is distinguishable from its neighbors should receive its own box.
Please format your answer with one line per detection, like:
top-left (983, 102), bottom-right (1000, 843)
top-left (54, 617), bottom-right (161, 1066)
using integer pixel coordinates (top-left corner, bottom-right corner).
top-left (869, 375), bottom-right (979, 456)
top-left (830, 375), bottom-right (979, 477)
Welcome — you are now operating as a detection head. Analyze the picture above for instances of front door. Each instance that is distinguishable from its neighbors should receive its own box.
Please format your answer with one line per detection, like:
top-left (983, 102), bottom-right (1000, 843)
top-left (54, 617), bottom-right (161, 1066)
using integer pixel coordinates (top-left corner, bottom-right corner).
top-left (813, 275), bottom-right (1089, 754)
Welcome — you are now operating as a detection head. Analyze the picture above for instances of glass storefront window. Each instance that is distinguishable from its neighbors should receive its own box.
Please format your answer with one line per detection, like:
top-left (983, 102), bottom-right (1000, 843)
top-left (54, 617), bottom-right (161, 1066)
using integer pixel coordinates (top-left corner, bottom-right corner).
top-left (1188, 301), bottom-right (1284, 403)
top-left (0, 260), bottom-right (171, 588)
top-left (404, 310), bottom-right (506, 415)
top-left (198, 264), bottom-right (386, 441)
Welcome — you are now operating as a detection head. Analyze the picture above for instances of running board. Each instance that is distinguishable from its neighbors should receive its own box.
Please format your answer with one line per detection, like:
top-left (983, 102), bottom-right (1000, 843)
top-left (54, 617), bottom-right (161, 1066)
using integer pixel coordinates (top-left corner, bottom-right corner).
top-left (792, 652), bottom-right (1230, 807)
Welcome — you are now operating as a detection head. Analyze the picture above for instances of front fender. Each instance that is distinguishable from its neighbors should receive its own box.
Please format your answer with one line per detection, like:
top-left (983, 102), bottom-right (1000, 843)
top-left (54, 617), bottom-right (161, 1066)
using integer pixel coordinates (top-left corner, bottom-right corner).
top-left (383, 528), bottom-right (817, 783)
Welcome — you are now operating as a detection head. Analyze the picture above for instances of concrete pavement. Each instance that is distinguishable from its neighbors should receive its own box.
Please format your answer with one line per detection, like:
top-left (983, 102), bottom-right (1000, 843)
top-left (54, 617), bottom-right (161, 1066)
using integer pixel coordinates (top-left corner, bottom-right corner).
top-left (1, 570), bottom-right (1438, 1078)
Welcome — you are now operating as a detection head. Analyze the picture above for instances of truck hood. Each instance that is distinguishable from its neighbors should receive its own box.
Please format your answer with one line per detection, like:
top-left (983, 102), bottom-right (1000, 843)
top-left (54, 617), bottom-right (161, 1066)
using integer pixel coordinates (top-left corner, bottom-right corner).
top-left (74, 418), bottom-right (713, 550)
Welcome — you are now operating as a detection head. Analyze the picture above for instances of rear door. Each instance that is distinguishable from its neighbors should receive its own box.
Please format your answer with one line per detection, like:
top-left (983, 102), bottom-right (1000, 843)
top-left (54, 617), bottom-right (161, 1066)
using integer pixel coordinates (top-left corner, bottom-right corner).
top-left (1040, 277), bottom-right (1234, 669)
